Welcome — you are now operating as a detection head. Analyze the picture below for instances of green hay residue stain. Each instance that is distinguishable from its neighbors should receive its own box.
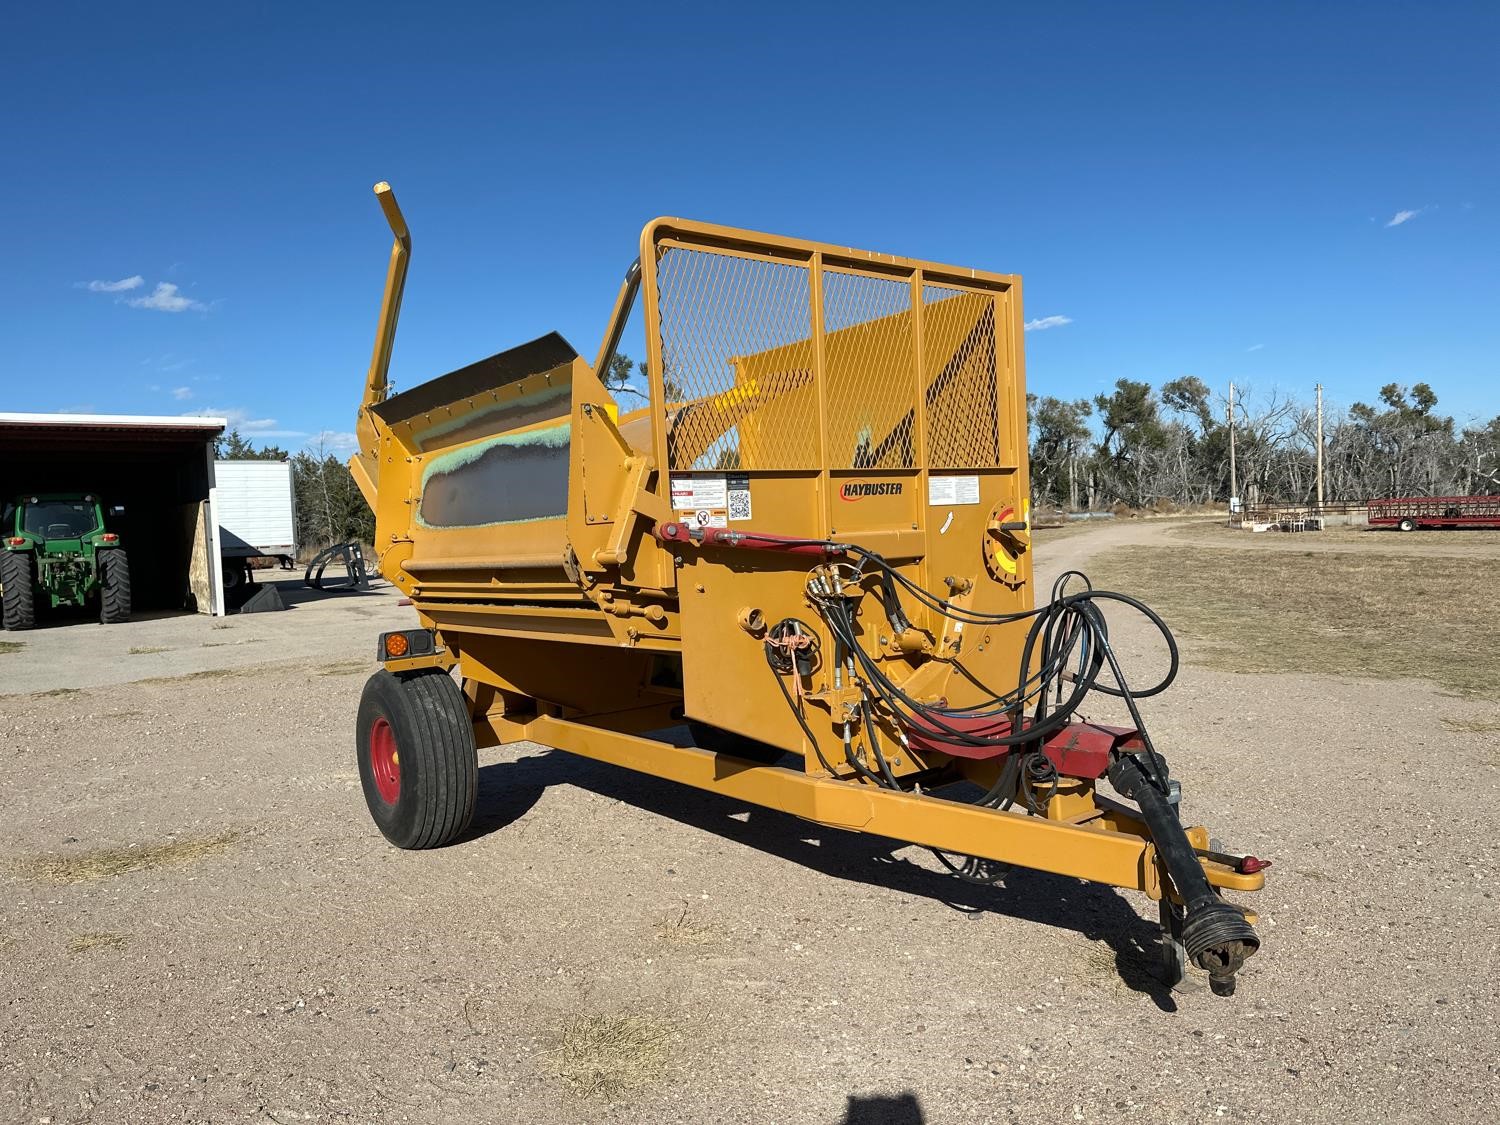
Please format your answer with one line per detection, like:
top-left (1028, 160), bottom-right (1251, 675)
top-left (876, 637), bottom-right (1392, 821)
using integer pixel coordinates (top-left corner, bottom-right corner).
top-left (415, 421), bottom-right (571, 530)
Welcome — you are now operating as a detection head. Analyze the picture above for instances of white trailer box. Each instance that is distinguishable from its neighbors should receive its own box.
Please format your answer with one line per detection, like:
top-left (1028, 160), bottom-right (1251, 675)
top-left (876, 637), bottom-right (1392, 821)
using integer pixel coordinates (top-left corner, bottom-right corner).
top-left (213, 460), bottom-right (297, 566)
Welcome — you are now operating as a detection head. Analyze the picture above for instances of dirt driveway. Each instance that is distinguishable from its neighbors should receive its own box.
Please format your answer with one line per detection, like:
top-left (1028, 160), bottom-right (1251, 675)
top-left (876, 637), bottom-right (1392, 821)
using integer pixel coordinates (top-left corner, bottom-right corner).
top-left (2, 530), bottom-right (1496, 1124)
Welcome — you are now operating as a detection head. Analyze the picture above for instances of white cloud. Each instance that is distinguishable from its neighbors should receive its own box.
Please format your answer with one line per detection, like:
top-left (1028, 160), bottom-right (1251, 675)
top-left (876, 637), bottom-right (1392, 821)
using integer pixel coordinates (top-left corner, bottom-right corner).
top-left (183, 406), bottom-right (278, 431)
top-left (182, 408), bottom-right (318, 449)
top-left (182, 407), bottom-right (332, 448)
top-left (128, 282), bottom-right (206, 313)
top-left (307, 430), bottom-right (360, 456)
top-left (80, 275), bottom-right (144, 292)
top-left (1024, 315), bottom-right (1073, 332)
top-left (1385, 209), bottom-right (1421, 228)
top-left (171, 386), bottom-right (193, 401)
top-left (1246, 343), bottom-right (1265, 353)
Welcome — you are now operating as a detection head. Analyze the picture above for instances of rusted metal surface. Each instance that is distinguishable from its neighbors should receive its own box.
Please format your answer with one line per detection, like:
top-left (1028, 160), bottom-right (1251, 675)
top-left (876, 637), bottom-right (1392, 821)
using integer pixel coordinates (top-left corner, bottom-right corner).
top-left (1367, 493), bottom-right (1500, 529)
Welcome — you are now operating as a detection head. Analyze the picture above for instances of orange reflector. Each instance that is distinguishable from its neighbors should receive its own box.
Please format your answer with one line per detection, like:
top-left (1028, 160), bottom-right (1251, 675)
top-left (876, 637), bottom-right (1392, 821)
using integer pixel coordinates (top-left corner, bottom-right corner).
top-left (7, 537), bottom-right (23, 546)
top-left (101, 533), bottom-right (119, 543)
top-left (385, 632), bottom-right (410, 658)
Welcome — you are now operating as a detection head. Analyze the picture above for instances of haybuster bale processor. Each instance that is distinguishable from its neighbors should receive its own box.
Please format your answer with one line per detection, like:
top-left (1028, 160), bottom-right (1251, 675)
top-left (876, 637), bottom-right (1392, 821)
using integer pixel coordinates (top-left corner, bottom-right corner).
top-left (349, 184), bottom-right (1267, 995)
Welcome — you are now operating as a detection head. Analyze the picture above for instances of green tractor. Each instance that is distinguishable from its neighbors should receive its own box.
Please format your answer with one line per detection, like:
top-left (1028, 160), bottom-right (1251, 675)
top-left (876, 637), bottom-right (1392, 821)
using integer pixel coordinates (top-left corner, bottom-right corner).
top-left (1, 493), bottom-right (131, 630)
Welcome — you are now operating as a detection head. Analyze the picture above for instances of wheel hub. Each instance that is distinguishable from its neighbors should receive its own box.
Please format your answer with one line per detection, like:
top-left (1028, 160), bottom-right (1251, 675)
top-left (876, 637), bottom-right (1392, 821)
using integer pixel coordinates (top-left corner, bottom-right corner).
top-left (369, 717), bottom-right (401, 803)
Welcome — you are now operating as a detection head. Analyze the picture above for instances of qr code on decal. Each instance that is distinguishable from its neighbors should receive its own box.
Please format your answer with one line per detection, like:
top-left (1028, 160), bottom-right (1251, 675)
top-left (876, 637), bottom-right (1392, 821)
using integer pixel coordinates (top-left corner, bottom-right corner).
top-left (728, 490), bottom-right (751, 520)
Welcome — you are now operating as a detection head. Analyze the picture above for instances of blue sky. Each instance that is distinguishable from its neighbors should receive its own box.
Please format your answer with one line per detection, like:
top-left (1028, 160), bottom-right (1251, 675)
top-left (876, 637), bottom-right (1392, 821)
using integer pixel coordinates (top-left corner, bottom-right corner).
top-left (2, 2), bottom-right (1495, 453)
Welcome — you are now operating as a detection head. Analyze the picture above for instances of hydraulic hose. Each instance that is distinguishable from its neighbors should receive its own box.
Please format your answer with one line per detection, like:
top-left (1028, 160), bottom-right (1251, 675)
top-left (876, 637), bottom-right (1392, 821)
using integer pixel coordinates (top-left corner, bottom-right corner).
top-left (756, 548), bottom-right (1260, 994)
top-left (1108, 755), bottom-right (1260, 996)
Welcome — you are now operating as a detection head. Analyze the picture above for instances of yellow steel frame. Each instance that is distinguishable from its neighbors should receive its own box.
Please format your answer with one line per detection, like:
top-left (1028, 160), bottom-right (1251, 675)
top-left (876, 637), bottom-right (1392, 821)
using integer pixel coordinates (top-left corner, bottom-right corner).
top-left (478, 712), bottom-right (1262, 901)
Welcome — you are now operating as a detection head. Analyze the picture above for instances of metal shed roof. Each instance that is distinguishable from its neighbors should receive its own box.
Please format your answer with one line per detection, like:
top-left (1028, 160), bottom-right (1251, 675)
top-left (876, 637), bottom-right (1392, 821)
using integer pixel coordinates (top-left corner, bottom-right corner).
top-left (0, 412), bottom-right (226, 451)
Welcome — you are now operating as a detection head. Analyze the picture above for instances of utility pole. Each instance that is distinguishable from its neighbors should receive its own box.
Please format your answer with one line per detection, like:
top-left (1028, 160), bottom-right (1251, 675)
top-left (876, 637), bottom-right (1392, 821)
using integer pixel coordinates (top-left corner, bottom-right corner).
top-left (1315, 382), bottom-right (1325, 508)
top-left (1228, 381), bottom-right (1238, 520)
top-left (1068, 444), bottom-right (1078, 511)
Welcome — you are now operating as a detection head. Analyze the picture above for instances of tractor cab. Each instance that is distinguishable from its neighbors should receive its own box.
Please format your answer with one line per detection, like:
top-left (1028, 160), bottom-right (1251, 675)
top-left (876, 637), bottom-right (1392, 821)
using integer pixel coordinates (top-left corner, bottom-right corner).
top-left (14, 495), bottom-right (106, 544)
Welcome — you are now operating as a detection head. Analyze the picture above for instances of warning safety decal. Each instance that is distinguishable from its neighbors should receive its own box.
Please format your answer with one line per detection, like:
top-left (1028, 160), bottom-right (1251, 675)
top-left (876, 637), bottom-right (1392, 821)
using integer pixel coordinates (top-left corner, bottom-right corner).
top-left (927, 475), bottom-right (981, 506)
top-left (670, 473), bottom-right (751, 529)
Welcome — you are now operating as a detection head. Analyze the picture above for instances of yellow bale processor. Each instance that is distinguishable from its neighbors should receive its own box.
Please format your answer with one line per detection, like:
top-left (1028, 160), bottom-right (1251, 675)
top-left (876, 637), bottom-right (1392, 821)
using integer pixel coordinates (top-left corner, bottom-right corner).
top-left (349, 184), bottom-right (1266, 995)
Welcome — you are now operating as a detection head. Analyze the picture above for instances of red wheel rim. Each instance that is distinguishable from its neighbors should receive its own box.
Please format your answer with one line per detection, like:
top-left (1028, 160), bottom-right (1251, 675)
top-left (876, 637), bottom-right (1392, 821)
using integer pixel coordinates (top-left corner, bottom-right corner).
top-left (369, 717), bottom-right (401, 804)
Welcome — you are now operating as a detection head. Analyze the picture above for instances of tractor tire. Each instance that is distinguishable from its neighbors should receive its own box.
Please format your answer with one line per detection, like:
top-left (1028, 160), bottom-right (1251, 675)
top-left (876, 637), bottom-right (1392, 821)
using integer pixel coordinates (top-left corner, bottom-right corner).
top-left (356, 669), bottom-right (477, 850)
top-left (0, 552), bottom-right (37, 631)
top-left (688, 720), bottom-right (789, 765)
top-left (99, 550), bottom-right (132, 624)
top-left (1398, 518), bottom-right (1417, 533)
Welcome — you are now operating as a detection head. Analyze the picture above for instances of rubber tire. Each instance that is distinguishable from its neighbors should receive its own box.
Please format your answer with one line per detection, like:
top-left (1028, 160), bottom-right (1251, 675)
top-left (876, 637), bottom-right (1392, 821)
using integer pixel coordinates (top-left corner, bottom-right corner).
top-left (1398, 518), bottom-right (1416, 533)
top-left (356, 669), bottom-right (477, 849)
top-left (688, 720), bottom-right (788, 765)
top-left (222, 561), bottom-right (244, 591)
top-left (99, 550), bottom-right (131, 624)
top-left (0, 552), bottom-right (36, 631)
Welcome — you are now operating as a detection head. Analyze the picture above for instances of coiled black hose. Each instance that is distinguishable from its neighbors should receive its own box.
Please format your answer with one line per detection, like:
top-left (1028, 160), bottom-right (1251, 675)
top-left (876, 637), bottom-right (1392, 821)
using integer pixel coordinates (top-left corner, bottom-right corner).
top-left (765, 547), bottom-right (1262, 992)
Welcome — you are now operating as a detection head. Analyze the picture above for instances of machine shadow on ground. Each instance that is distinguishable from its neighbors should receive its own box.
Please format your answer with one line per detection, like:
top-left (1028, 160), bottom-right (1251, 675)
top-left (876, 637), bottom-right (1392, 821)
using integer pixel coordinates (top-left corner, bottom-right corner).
top-left (841, 1091), bottom-right (926, 1124)
top-left (468, 748), bottom-right (1177, 1011)
top-left (24, 605), bottom-right (198, 629)
top-left (237, 572), bottom-right (388, 610)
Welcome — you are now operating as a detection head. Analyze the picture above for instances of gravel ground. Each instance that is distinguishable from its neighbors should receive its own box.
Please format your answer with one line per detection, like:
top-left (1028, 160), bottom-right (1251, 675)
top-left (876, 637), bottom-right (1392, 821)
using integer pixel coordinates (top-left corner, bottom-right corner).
top-left (2, 523), bottom-right (1497, 1124)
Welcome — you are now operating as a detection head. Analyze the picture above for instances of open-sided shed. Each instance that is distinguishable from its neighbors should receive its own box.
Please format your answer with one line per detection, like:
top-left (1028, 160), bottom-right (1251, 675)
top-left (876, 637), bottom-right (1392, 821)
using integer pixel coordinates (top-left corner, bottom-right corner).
top-left (0, 412), bottom-right (226, 615)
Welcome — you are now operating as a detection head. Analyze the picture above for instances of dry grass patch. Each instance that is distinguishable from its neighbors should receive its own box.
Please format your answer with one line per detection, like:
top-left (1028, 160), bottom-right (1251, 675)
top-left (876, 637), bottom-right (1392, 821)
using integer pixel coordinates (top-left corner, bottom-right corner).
top-left (127, 646), bottom-right (169, 655)
top-left (14, 830), bottom-right (238, 885)
top-left (1079, 941), bottom-right (1131, 992)
top-left (137, 667), bottom-right (240, 686)
top-left (1170, 522), bottom-right (1500, 553)
top-left (68, 931), bottom-right (127, 954)
top-left (652, 905), bottom-right (723, 946)
top-left (34, 687), bottom-right (84, 698)
top-left (319, 659), bottom-right (371, 677)
top-left (1030, 521), bottom-right (1105, 542)
top-left (1441, 716), bottom-right (1500, 734)
top-left (545, 1010), bottom-right (677, 1099)
top-left (0, 640), bottom-right (23, 655)
top-left (1075, 937), bottom-right (1166, 996)
top-left (1088, 545), bottom-right (1500, 699)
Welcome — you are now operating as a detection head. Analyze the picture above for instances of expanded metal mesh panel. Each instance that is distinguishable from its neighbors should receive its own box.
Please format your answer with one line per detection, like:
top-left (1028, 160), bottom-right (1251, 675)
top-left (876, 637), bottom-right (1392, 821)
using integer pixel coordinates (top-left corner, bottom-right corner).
top-left (921, 284), bottom-right (1002, 468)
top-left (652, 233), bottom-right (1008, 473)
top-left (823, 269), bottom-right (916, 468)
top-left (656, 244), bottom-right (815, 471)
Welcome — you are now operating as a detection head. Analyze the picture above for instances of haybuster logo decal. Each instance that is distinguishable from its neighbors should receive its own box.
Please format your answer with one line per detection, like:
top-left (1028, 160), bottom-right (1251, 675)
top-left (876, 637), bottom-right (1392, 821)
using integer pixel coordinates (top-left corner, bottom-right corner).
top-left (839, 480), bottom-right (904, 501)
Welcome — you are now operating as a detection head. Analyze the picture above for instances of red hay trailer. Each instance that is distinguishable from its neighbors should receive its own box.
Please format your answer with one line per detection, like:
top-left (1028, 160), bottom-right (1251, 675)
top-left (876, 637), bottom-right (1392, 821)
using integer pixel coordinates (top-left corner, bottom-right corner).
top-left (1367, 494), bottom-right (1500, 531)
